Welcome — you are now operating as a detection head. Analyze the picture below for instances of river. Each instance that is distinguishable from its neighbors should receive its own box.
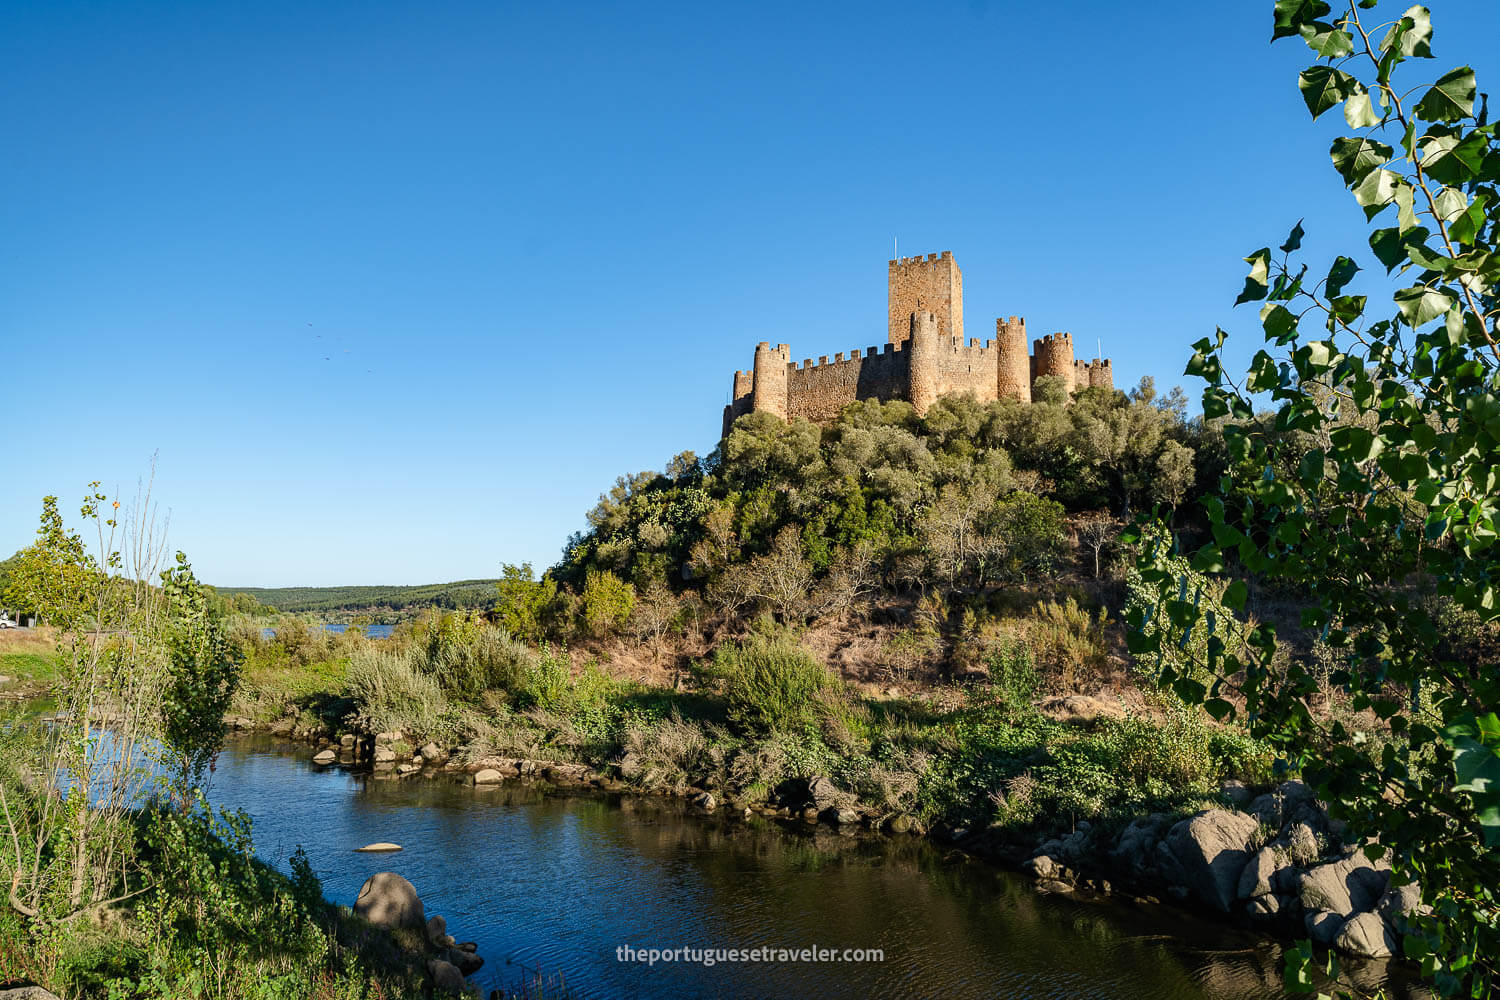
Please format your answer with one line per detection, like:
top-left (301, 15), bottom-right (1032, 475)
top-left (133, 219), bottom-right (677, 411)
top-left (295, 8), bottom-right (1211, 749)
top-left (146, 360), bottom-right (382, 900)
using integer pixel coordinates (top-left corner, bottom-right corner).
top-left (203, 734), bottom-right (1427, 1000)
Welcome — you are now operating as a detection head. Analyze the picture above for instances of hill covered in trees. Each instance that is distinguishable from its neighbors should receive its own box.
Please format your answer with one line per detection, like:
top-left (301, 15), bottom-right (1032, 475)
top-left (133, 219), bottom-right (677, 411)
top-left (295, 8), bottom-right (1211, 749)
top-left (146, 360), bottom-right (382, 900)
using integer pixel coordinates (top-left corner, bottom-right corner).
top-left (213, 579), bottom-right (501, 618)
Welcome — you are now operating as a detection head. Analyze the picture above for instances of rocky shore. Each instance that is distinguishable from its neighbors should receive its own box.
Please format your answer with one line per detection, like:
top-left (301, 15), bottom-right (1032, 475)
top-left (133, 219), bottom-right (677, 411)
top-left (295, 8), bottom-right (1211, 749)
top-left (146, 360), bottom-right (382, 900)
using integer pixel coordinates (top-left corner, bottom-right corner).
top-left (228, 712), bottom-right (1420, 970)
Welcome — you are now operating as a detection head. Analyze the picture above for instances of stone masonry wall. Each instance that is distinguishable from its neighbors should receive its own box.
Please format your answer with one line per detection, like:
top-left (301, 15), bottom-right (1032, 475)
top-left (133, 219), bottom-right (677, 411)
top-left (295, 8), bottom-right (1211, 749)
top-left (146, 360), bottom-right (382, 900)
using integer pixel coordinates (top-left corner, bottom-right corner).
top-left (784, 344), bottom-right (911, 423)
top-left (888, 252), bottom-right (963, 345)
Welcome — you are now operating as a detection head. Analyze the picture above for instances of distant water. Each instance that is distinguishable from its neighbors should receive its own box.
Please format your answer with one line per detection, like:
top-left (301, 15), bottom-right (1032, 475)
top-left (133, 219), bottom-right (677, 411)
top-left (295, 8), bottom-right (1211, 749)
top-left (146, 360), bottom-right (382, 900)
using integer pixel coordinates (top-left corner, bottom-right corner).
top-left (260, 623), bottom-right (395, 640)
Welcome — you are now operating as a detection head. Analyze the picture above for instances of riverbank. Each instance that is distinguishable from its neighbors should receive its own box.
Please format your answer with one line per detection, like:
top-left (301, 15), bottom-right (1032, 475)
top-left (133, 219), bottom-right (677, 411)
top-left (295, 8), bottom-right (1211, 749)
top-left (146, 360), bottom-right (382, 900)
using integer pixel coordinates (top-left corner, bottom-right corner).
top-left (222, 621), bottom-right (1417, 976)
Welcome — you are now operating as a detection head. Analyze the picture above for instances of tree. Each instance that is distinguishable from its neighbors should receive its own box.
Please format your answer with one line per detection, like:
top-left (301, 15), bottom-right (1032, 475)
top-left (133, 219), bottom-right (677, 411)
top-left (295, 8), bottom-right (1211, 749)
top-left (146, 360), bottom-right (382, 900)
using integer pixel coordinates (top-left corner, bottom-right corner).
top-left (1130, 3), bottom-right (1500, 993)
top-left (159, 552), bottom-right (241, 809)
top-left (494, 562), bottom-right (559, 643)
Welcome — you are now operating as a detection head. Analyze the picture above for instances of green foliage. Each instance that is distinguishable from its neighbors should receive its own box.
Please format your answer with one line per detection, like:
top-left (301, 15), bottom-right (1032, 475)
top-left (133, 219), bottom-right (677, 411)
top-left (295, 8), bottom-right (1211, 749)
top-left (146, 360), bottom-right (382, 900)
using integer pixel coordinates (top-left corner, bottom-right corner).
top-left (159, 552), bottom-right (242, 805)
top-left (408, 612), bottom-right (533, 701)
top-left (493, 562), bottom-right (560, 643)
top-left (1133, 3), bottom-right (1500, 993)
top-left (697, 633), bottom-right (840, 735)
top-left (580, 569), bottom-right (634, 638)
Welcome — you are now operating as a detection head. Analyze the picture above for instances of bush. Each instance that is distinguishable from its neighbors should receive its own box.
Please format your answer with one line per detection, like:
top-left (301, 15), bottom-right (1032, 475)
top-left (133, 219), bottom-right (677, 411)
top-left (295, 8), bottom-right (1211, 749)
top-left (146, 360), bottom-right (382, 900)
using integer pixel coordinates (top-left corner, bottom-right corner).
top-left (345, 645), bottom-right (449, 736)
top-left (580, 570), bottom-right (634, 638)
top-left (409, 613), bottom-right (533, 701)
top-left (699, 634), bottom-right (839, 735)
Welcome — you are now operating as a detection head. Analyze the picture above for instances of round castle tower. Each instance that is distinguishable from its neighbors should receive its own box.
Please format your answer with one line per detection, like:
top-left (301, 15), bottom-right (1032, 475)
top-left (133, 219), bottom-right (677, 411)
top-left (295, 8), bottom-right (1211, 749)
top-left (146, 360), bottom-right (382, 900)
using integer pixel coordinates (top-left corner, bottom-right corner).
top-left (996, 316), bottom-right (1030, 403)
top-left (1032, 332), bottom-right (1075, 394)
top-left (908, 310), bottom-right (939, 416)
top-left (751, 342), bottom-right (790, 419)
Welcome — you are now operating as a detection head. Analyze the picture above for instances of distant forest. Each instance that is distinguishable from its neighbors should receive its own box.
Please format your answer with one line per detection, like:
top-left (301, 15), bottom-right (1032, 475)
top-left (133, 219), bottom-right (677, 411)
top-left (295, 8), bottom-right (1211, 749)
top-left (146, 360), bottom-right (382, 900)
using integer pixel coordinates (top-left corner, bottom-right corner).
top-left (215, 580), bottom-right (500, 618)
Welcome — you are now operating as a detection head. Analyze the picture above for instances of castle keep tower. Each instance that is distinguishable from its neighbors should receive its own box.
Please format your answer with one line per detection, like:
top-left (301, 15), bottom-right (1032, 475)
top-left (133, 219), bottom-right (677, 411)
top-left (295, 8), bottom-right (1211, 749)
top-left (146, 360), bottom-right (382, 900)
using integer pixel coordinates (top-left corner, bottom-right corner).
top-left (888, 252), bottom-right (963, 345)
top-left (722, 251), bottom-right (1113, 434)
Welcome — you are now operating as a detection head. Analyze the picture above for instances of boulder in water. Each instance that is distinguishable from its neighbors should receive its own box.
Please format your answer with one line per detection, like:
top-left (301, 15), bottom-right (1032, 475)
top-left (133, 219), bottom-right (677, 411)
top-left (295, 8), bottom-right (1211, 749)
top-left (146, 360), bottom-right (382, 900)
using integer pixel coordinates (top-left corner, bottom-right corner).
top-left (355, 843), bottom-right (402, 853)
top-left (354, 872), bottom-right (424, 930)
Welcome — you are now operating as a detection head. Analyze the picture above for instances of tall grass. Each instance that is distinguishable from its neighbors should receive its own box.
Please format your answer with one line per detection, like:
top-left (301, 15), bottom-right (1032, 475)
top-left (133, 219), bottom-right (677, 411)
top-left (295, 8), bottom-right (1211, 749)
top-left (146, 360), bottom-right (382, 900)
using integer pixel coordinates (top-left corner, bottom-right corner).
top-left (345, 645), bottom-right (449, 736)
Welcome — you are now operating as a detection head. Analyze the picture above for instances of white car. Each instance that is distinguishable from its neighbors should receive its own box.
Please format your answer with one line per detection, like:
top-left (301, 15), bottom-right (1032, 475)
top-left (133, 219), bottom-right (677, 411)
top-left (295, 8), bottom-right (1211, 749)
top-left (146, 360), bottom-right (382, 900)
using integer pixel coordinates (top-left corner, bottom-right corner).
top-left (0, 616), bottom-right (15, 629)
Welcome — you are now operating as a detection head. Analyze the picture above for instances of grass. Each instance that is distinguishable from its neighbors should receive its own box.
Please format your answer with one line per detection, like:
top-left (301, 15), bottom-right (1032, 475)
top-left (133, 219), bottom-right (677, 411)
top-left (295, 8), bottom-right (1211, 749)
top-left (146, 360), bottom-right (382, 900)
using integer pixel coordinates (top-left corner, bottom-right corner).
top-left (0, 629), bottom-right (61, 686)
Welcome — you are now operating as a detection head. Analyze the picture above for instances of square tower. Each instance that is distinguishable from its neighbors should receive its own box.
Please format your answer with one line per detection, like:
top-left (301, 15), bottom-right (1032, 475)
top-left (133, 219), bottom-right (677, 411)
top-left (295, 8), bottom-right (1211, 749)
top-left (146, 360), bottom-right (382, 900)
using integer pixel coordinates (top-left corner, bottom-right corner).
top-left (888, 251), bottom-right (962, 345)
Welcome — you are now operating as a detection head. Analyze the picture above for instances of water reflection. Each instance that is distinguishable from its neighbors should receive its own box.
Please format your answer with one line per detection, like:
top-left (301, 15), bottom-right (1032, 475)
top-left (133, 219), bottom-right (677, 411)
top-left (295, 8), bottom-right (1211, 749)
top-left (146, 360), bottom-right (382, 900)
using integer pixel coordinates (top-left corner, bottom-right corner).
top-left (208, 735), bottom-right (1425, 1000)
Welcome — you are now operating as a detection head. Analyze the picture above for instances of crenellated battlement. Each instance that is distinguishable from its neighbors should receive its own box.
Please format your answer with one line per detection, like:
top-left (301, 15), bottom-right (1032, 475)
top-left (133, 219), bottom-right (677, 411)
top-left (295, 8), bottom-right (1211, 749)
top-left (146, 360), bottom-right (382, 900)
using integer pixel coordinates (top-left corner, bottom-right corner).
top-left (723, 250), bottom-right (1113, 434)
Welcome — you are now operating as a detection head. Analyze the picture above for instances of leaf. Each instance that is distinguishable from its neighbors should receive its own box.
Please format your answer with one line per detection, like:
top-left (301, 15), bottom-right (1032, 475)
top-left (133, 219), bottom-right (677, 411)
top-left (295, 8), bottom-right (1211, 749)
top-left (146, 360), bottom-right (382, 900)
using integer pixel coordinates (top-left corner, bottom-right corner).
top-left (1262, 303), bottom-right (1298, 341)
top-left (1273, 0), bottom-right (1332, 41)
top-left (1352, 169), bottom-right (1400, 219)
top-left (1370, 225), bottom-right (1431, 271)
top-left (1299, 66), bottom-right (1359, 119)
top-left (1204, 698), bottom-right (1236, 721)
top-left (1381, 5), bottom-right (1433, 59)
top-left (1434, 186), bottom-right (1468, 224)
top-left (1325, 256), bottom-right (1360, 296)
top-left (1415, 66), bottom-right (1477, 122)
top-left (1394, 285), bottom-right (1457, 326)
top-left (1418, 132), bottom-right (1487, 185)
top-left (1236, 248), bottom-right (1272, 305)
top-left (1330, 137), bottom-right (1394, 186)
top-left (1299, 21), bottom-right (1354, 58)
top-left (1224, 579), bottom-right (1249, 611)
top-left (1344, 89), bottom-right (1381, 128)
top-left (1281, 220), bottom-right (1306, 253)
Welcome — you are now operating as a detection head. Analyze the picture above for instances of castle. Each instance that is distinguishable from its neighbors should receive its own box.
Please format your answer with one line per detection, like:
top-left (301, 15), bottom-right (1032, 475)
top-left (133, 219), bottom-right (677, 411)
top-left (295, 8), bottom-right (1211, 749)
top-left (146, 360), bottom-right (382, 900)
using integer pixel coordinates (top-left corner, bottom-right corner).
top-left (722, 251), bottom-right (1112, 435)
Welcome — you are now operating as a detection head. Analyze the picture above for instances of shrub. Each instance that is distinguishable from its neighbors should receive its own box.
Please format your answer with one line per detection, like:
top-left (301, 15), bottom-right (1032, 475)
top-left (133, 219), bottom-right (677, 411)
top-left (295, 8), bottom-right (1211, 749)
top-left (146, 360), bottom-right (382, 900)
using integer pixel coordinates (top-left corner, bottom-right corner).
top-left (410, 614), bottom-right (533, 701)
top-left (700, 634), bottom-right (839, 735)
top-left (345, 645), bottom-right (449, 736)
top-left (580, 570), bottom-right (634, 638)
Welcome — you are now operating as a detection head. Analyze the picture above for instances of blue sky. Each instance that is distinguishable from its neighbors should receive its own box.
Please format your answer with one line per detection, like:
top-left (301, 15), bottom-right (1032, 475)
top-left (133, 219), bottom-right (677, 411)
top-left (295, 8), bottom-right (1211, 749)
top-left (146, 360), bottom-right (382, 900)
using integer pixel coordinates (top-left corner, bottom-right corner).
top-left (4, 0), bottom-right (1499, 587)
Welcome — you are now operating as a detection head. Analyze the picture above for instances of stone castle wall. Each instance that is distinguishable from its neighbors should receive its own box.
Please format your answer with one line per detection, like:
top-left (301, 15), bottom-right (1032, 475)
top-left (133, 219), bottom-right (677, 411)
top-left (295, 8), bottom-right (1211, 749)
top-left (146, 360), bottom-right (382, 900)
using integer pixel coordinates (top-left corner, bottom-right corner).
top-left (724, 252), bottom-right (1113, 434)
top-left (888, 252), bottom-right (962, 345)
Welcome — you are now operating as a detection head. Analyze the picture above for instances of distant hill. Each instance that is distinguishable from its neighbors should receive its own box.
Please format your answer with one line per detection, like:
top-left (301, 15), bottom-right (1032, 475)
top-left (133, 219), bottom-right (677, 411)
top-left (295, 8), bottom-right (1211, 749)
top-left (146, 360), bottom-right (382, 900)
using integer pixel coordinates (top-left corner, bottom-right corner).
top-left (215, 580), bottom-right (500, 616)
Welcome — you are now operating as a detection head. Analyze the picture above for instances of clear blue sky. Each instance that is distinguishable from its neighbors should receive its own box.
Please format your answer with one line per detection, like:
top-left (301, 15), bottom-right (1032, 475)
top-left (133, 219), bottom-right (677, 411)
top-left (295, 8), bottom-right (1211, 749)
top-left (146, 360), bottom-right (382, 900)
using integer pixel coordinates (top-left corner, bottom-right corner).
top-left (5, 0), bottom-right (1499, 587)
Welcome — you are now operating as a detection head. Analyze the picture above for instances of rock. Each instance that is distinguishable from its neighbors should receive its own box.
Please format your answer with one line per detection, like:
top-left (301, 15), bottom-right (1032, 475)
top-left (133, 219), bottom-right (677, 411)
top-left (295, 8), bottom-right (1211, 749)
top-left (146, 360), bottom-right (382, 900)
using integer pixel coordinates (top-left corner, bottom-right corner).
top-left (373, 746), bottom-right (396, 764)
top-left (442, 934), bottom-right (456, 948)
top-left (807, 775), bottom-right (839, 808)
top-left (450, 948), bottom-right (484, 975)
top-left (473, 768), bottom-right (503, 785)
top-left (1036, 879), bottom-right (1074, 894)
top-left (428, 958), bottom-right (465, 991)
top-left (1298, 855), bottom-right (1389, 916)
top-left (1245, 894), bottom-right (1280, 919)
top-left (887, 814), bottom-right (914, 835)
top-left (419, 741), bottom-right (444, 761)
top-left (375, 731), bottom-right (399, 744)
top-left (1220, 779), bottom-right (1253, 808)
top-left (1305, 908), bottom-right (1346, 945)
top-left (692, 791), bottom-right (717, 811)
top-left (1283, 821), bottom-right (1322, 867)
top-left (1237, 845), bottom-right (1286, 900)
top-left (1155, 809), bottom-right (1261, 912)
top-left (1111, 813), bottom-right (1171, 878)
top-left (0, 988), bottom-right (64, 1000)
top-left (269, 718), bottom-right (294, 735)
top-left (1279, 779), bottom-right (1317, 807)
top-left (1247, 793), bottom-right (1283, 826)
top-left (312, 749), bottom-right (336, 765)
top-left (1037, 694), bottom-right (1125, 723)
top-left (426, 914), bottom-right (448, 945)
top-left (827, 807), bottom-right (859, 826)
top-left (1336, 911), bottom-right (1397, 959)
top-left (1025, 855), bottom-right (1060, 880)
top-left (1379, 881), bottom-right (1425, 927)
top-left (355, 843), bottom-right (403, 853)
top-left (457, 941), bottom-right (478, 952)
top-left (517, 759), bottom-right (539, 776)
top-left (339, 734), bottom-right (356, 747)
top-left (396, 763), bottom-right (421, 776)
top-left (354, 872), bottom-right (424, 930)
